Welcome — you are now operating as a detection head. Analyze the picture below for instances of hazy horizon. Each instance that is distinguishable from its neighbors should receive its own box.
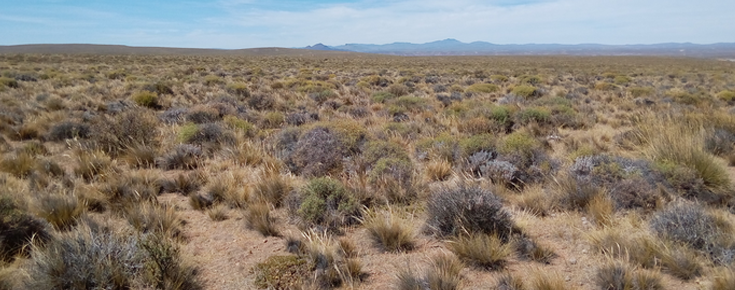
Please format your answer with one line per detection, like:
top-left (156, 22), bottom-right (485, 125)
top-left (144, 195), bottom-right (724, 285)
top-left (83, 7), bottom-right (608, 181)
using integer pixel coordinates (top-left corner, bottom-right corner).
top-left (2, 0), bottom-right (734, 49)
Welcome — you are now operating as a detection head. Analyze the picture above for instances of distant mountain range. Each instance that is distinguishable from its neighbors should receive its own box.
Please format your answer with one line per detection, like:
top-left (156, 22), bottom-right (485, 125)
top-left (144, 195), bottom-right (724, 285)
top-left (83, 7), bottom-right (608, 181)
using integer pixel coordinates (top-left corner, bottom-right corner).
top-left (0, 44), bottom-right (358, 56)
top-left (1, 40), bottom-right (734, 58)
top-left (303, 39), bottom-right (735, 58)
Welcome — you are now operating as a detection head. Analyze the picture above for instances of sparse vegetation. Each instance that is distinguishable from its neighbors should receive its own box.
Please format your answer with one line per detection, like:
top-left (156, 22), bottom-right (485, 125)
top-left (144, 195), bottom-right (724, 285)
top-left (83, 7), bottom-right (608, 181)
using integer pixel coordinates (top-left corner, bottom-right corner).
top-left (2, 53), bottom-right (734, 289)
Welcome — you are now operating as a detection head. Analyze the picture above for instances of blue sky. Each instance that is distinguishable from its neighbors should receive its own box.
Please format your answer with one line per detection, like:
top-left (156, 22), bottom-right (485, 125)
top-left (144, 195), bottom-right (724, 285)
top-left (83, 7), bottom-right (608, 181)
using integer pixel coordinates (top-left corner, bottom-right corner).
top-left (1, 0), bottom-right (733, 49)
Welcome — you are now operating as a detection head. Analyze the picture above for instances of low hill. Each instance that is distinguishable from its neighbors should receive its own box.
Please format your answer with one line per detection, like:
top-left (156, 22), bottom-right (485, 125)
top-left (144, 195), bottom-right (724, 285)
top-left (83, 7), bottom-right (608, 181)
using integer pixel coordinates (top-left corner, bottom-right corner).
top-left (0, 44), bottom-right (360, 56)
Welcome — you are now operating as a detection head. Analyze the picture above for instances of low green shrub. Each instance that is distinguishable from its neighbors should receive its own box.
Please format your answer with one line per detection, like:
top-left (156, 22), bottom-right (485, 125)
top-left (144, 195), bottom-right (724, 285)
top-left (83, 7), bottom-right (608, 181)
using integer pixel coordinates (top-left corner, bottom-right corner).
top-left (466, 83), bottom-right (499, 93)
top-left (132, 91), bottom-right (160, 109)
top-left (511, 85), bottom-right (540, 98)
top-left (297, 177), bottom-right (359, 230)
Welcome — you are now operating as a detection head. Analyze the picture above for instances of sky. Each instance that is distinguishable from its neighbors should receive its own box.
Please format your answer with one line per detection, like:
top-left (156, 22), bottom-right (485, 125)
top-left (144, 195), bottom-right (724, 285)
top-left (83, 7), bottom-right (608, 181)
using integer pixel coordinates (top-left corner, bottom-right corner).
top-left (1, 0), bottom-right (733, 49)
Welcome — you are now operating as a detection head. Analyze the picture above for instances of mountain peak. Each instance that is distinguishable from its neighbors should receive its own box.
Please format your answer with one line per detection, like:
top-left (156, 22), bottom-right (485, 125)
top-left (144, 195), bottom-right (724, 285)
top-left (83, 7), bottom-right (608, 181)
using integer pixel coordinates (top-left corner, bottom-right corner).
top-left (304, 43), bottom-right (336, 51)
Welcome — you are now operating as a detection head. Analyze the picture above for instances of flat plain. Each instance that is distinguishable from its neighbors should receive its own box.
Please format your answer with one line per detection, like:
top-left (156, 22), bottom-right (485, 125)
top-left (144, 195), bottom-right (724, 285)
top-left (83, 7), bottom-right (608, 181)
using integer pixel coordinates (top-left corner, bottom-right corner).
top-left (2, 52), bottom-right (735, 290)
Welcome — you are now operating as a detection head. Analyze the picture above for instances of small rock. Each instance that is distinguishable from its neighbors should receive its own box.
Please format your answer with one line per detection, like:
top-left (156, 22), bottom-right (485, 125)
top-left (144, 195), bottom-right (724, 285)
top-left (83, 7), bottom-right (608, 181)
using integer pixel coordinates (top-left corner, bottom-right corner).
top-left (565, 276), bottom-right (571, 282)
top-left (569, 258), bottom-right (577, 265)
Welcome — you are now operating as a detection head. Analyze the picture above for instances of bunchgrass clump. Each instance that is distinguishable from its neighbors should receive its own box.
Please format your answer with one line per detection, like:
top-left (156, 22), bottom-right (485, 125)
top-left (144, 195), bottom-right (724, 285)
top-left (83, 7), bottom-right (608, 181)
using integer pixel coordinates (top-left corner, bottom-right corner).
top-left (361, 209), bottom-right (416, 252)
top-left (0, 196), bottom-right (50, 262)
top-left (124, 203), bottom-right (183, 239)
top-left (245, 202), bottom-right (280, 237)
top-left (32, 191), bottom-right (84, 231)
top-left (426, 252), bottom-right (464, 290)
top-left (595, 262), bottom-right (663, 290)
top-left (449, 233), bottom-right (513, 270)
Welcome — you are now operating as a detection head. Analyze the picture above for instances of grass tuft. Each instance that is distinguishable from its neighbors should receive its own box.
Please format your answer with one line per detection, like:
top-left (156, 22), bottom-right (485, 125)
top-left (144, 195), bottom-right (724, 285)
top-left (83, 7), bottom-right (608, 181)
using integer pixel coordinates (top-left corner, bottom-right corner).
top-left (362, 208), bottom-right (416, 252)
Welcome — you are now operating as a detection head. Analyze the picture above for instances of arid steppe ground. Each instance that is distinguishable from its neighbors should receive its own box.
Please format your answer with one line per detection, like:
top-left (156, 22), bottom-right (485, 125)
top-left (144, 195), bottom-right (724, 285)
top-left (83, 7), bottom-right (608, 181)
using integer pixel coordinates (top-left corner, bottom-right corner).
top-left (2, 53), bottom-right (735, 289)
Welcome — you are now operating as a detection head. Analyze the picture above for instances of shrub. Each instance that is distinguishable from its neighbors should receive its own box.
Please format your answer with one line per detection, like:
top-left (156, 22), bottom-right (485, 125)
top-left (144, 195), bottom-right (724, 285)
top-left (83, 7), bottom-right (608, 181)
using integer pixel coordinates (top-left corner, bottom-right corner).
top-left (519, 75), bottom-right (542, 85)
top-left (388, 84), bottom-right (410, 97)
top-left (511, 85), bottom-right (540, 98)
top-left (144, 81), bottom-right (174, 95)
top-left (389, 96), bottom-right (428, 113)
top-left (426, 183), bottom-right (515, 239)
top-left (246, 202), bottom-right (280, 237)
top-left (466, 83), bottom-right (499, 93)
top-left (0, 196), bottom-right (50, 262)
top-left (362, 209), bottom-right (416, 252)
top-left (614, 75), bottom-right (632, 85)
top-left (91, 110), bottom-right (159, 155)
top-left (0, 77), bottom-right (19, 89)
top-left (368, 158), bottom-right (416, 204)
top-left (203, 74), bottom-right (222, 86)
top-left (457, 117), bottom-right (494, 134)
top-left (159, 108), bottom-right (188, 124)
top-left (297, 177), bottom-right (359, 230)
top-left (595, 82), bottom-right (617, 91)
top-left (23, 222), bottom-right (145, 290)
top-left (516, 107), bottom-right (551, 125)
top-left (309, 89), bottom-right (338, 104)
top-left (223, 115), bottom-right (256, 137)
top-left (157, 144), bottom-right (202, 170)
top-left (253, 255), bottom-right (309, 289)
top-left (362, 140), bottom-right (410, 166)
top-left (226, 82), bottom-right (250, 97)
top-left (286, 127), bottom-right (344, 177)
top-left (286, 111), bottom-right (319, 126)
top-left (449, 233), bottom-right (513, 270)
top-left (416, 134), bottom-right (461, 163)
top-left (261, 111), bottom-right (285, 129)
top-left (630, 87), bottom-right (654, 98)
top-left (46, 121), bottom-right (91, 141)
top-left (371, 91), bottom-right (396, 103)
top-left (248, 94), bottom-right (274, 110)
top-left (491, 75), bottom-right (509, 82)
top-left (717, 90), bottom-right (735, 102)
top-left (132, 91), bottom-right (160, 109)
top-left (181, 123), bottom-right (235, 146)
top-left (568, 155), bottom-right (666, 211)
top-left (459, 134), bottom-right (496, 157)
top-left (185, 106), bottom-right (220, 124)
top-left (705, 128), bottom-right (735, 156)
top-left (650, 202), bottom-right (726, 254)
